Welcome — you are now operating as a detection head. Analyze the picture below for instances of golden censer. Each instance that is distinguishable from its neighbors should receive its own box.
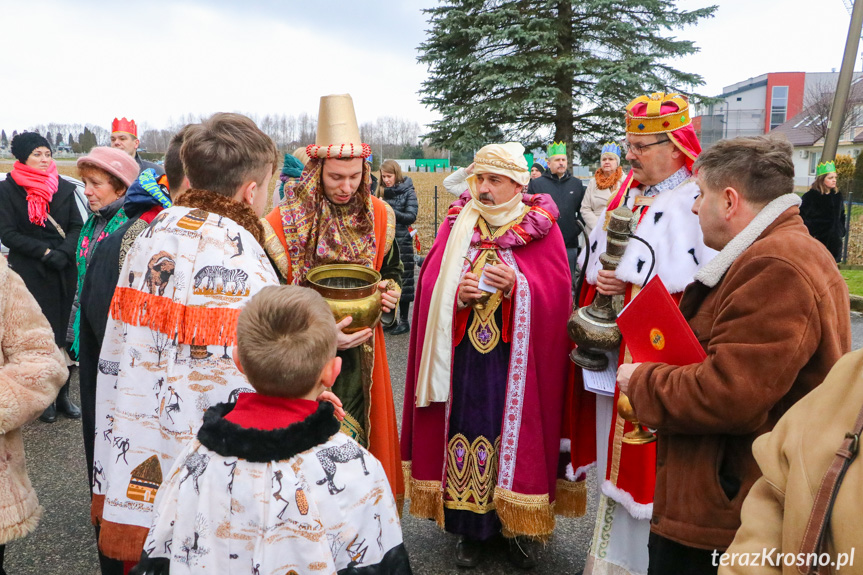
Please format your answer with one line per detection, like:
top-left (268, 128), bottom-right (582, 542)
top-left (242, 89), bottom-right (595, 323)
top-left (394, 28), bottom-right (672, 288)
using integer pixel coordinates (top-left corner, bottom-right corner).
top-left (568, 204), bottom-right (655, 445)
top-left (307, 264), bottom-right (382, 334)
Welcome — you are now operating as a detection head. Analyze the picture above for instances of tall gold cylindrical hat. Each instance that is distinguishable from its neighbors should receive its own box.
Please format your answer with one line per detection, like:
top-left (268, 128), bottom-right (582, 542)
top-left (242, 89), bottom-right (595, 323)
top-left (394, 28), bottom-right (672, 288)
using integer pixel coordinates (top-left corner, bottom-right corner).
top-left (306, 94), bottom-right (371, 160)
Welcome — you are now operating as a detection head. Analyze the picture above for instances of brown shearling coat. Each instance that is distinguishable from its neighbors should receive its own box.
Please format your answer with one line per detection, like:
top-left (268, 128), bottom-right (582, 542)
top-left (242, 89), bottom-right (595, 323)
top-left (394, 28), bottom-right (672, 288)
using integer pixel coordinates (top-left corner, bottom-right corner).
top-left (0, 256), bottom-right (67, 545)
top-left (720, 348), bottom-right (863, 574)
top-left (628, 197), bottom-right (851, 551)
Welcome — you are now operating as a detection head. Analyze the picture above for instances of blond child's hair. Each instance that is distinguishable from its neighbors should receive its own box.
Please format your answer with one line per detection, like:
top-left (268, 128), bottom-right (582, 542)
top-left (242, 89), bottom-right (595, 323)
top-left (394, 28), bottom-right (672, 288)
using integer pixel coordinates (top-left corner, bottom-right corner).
top-left (236, 286), bottom-right (337, 397)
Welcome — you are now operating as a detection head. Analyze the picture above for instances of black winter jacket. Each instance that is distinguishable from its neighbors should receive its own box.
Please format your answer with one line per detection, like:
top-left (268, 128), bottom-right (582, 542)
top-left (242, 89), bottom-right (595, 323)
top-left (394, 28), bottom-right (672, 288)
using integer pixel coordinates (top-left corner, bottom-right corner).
top-left (527, 170), bottom-right (585, 248)
top-left (135, 152), bottom-right (165, 177)
top-left (382, 177), bottom-right (418, 302)
top-left (0, 175), bottom-right (83, 347)
top-left (800, 188), bottom-right (845, 261)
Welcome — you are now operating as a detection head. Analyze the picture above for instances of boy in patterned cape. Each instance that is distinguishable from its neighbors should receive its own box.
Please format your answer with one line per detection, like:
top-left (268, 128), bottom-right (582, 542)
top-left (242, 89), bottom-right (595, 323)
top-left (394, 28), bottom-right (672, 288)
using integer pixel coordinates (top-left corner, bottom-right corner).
top-left (131, 286), bottom-right (411, 574)
top-left (91, 113), bottom-right (284, 566)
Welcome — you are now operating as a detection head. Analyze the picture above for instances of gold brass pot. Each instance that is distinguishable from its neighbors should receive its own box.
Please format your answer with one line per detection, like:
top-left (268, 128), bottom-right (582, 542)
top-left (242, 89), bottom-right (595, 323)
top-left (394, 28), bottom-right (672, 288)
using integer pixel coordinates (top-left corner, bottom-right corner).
top-left (307, 264), bottom-right (382, 334)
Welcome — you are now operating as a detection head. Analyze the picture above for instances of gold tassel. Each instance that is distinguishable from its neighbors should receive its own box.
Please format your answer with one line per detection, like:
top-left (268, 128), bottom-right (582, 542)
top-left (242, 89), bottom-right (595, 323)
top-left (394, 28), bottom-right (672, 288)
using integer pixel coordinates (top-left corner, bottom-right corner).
top-left (407, 477), bottom-right (445, 528)
top-left (493, 488), bottom-right (555, 542)
top-left (554, 479), bottom-right (587, 518)
top-left (402, 461), bottom-right (412, 500)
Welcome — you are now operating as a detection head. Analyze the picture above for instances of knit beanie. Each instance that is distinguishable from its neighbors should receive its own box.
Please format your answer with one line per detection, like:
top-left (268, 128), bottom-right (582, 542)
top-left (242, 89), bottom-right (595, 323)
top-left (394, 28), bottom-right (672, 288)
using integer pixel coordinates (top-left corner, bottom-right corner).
top-left (11, 132), bottom-right (53, 163)
top-left (532, 163), bottom-right (545, 173)
top-left (281, 153), bottom-right (305, 178)
top-left (77, 147), bottom-right (140, 188)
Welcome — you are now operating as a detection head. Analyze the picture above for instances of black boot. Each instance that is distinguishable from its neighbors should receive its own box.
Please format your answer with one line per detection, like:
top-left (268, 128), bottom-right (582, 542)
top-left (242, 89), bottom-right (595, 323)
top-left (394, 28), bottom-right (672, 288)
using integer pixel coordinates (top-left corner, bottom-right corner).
top-left (56, 380), bottom-right (81, 419)
top-left (455, 537), bottom-right (483, 568)
top-left (39, 402), bottom-right (57, 423)
top-left (507, 536), bottom-right (539, 570)
top-left (391, 304), bottom-right (411, 335)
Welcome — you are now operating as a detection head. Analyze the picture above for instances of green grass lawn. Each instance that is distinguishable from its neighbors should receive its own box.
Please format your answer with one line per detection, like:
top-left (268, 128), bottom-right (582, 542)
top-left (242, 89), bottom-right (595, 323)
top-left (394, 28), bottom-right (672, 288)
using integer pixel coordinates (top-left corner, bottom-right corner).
top-left (841, 269), bottom-right (863, 297)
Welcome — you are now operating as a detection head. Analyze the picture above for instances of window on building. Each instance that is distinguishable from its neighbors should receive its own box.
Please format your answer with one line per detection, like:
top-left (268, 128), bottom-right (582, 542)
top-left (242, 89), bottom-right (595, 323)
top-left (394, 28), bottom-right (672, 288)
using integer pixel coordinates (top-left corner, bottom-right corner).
top-left (809, 152), bottom-right (819, 175)
top-left (770, 86), bottom-right (789, 130)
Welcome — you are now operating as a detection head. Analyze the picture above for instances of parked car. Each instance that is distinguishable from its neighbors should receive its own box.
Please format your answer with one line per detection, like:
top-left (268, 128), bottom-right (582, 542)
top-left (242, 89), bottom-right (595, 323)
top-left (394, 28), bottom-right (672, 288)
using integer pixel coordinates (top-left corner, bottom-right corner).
top-left (0, 173), bottom-right (90, 256)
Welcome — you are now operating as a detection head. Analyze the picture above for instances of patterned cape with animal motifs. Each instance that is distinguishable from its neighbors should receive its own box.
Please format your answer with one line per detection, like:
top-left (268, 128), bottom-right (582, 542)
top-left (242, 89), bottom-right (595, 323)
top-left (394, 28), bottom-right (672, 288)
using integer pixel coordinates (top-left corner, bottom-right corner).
top-left (139, 402), bottom-right (410, 575)
top-left (91, 202), bottom-right (279, 561)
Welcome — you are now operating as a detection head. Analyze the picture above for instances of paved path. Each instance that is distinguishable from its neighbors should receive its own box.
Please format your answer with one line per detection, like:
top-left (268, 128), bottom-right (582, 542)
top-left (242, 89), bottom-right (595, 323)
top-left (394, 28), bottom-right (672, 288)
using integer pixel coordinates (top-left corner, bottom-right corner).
top-left (7, 313), bottom-right (863, 574)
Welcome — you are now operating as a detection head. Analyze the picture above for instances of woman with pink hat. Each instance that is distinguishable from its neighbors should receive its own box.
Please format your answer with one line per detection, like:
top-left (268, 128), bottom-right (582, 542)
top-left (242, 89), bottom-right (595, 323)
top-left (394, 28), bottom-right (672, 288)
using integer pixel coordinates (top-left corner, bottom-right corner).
top-left (70, 147), bottom-right (139, 356)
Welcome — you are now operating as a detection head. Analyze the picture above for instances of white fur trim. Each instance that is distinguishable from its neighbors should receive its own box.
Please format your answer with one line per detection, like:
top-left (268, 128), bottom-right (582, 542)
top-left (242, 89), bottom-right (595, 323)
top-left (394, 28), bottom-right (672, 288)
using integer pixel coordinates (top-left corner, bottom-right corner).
top-left (694, 194), bottom-right (801, 288)
top-left (601, 480), bottom-right (654, 520)
top-left (569, 462), bottom-right (596, 482)
top-left (559, 438), bottom-right (572, 453)
top-left (585, 180), bottom-right (717, 293)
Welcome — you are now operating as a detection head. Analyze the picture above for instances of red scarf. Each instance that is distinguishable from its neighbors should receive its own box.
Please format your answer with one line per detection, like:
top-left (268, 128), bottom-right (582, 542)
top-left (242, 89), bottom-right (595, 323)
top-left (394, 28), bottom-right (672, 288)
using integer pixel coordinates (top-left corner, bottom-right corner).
top-left (10, 161), bottom-right (59, 226)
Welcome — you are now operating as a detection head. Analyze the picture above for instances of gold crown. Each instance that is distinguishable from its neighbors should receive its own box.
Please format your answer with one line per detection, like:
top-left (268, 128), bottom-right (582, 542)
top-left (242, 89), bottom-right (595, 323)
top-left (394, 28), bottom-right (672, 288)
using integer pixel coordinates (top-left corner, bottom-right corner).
top-left (625, 92), bottom-right (690, 135)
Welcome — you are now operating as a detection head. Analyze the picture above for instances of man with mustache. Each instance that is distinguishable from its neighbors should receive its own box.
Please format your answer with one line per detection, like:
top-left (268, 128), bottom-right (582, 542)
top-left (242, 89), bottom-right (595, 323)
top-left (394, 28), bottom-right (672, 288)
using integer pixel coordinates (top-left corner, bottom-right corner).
top-left (402, 143), bottom-right (577, 569)
top-left (568, 93), bottom-right (716, 575)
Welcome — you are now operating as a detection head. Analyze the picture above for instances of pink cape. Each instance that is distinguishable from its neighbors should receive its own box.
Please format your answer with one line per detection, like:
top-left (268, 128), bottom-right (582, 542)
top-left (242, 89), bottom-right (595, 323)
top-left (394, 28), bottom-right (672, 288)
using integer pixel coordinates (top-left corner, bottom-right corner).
top-left (400, 196), bottom-right (575, 538)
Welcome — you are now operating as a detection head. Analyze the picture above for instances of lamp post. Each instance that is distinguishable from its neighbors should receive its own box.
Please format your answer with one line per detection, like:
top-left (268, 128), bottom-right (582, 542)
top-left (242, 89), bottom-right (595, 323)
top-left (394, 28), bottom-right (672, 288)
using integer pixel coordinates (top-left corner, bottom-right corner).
top-left (823, 0), bottom-right (863, 163)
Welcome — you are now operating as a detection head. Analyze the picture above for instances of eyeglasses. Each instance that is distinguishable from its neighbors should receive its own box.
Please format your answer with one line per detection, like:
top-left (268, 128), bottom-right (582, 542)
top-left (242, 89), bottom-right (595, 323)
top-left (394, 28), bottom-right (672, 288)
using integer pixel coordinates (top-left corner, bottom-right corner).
top-left (621, 138), bottom-right (671, 156)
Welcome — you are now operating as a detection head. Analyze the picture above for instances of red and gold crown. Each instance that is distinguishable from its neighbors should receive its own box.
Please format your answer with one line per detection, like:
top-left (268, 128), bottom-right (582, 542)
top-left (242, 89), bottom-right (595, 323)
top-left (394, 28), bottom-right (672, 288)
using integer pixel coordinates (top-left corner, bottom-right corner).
top-left (111, 117), bottom-right (138, 137)
top-left (625, 92), bottom-right (690, 135)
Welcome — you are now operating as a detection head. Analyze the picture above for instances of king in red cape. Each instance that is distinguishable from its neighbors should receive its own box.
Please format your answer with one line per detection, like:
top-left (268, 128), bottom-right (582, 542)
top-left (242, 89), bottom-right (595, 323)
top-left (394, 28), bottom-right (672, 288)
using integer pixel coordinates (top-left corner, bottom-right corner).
top-left (400, 142), bottom-right (580, 570)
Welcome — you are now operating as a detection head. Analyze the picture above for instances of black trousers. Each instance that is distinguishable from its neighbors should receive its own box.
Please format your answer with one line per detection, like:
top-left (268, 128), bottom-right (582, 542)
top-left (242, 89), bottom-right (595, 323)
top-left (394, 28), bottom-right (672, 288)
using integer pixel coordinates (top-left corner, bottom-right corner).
top-left (0, 544), bottom-right (5, 575)
top-left (648, 533), bottom-right (718, 575)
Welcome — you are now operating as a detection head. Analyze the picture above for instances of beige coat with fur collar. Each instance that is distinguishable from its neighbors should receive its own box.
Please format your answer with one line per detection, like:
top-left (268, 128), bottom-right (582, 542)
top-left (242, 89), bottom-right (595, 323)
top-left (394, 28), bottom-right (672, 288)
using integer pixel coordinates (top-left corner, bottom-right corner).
top-left (0, 256), bottom-right (67, 544)
top-left (720, 348), bottom-right (863, 574)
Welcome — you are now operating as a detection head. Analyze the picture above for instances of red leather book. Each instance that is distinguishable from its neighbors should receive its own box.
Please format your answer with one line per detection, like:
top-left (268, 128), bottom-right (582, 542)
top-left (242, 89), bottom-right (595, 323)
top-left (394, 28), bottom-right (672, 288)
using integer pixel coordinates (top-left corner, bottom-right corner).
top-left (616, 276), bottom-right (706, 365)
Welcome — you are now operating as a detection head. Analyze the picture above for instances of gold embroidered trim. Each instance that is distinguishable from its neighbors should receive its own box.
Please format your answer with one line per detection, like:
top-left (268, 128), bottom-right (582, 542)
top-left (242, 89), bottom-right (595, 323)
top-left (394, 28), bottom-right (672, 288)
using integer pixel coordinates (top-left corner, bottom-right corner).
top-left (493, 488), bottom-right (555, 542)
top-left (467, 310), bottom-right (501, 354)
top-left (340, 412), bottom-right (367, 448)
top-left (609, 413), bottom-right (626, 485)
top-left (474, 157), bottom-right (529, 172)
top-left (444, 434), bottom-right (500, 514)
top-left (382, 201), bottom-right (396, 257)
top-left (554, 479), bottom-right (587, 518)
top-left (260, 219), bottom-right (289, 281)
top-left (385, 278), bottom-right (401, 300)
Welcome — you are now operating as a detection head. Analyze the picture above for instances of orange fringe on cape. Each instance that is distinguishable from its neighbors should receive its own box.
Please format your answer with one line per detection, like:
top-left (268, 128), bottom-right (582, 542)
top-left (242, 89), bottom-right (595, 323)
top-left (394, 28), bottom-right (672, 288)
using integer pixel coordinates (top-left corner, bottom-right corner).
top-left (110, 287), bottom-right (241, 346)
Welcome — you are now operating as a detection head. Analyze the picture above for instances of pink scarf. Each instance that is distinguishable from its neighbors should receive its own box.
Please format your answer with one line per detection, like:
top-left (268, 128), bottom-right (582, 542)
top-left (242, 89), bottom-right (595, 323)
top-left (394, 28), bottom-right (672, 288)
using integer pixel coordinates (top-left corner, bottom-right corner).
top-left (10, 161), bottom-right (59, 226)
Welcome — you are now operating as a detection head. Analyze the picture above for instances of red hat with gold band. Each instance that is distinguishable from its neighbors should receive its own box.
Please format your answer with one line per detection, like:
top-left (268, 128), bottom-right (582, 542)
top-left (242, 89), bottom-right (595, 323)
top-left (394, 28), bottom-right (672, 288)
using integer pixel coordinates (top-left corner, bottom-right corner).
top-left (305, 94), bottom-right (371, 160)
top-left (111, 117), bottom-right (138, 138)
top-left (625, 92), bottom-right (700, 171)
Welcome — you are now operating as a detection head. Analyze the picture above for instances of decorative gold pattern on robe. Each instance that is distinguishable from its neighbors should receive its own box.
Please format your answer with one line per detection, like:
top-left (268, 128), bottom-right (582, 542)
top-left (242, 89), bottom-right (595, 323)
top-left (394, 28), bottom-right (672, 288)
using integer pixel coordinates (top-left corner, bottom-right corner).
top-left (444, 434), bottom-right (501, 514)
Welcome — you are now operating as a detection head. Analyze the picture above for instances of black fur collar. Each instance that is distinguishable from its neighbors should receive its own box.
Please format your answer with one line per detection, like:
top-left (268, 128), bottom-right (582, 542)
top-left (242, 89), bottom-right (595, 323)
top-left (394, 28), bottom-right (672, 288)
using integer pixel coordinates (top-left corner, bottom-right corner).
top-left (197, 401), bottom-right (340, 462)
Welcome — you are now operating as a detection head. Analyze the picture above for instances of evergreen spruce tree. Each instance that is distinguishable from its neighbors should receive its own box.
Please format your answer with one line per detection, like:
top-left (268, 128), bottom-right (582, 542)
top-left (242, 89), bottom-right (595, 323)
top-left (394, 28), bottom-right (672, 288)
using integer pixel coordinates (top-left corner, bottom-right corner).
top-left (0, 130), bottom-right (7, 149)
top-left (81, 127), bottom-right (97, 153)
top-left (419, 0), bottom-right (716, 162)
top-left (55, 132), bottom-right (63, 147)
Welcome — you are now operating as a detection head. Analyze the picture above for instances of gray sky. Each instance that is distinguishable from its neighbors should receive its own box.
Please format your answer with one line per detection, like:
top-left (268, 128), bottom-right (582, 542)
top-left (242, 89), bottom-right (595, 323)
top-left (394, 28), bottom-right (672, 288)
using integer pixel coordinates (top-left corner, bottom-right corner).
top-left (0, 0), bottom-right (857, 133)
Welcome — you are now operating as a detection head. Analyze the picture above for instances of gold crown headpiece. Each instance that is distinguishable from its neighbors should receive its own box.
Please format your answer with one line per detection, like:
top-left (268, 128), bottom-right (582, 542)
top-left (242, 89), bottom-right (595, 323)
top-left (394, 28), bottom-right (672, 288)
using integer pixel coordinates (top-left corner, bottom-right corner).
top-left (625, 92), bottom-right (691, 135)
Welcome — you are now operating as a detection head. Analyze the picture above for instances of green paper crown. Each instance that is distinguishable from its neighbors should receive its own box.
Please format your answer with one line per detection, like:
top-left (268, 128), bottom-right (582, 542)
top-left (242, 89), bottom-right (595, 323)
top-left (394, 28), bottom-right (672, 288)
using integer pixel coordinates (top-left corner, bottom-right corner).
top-left (816, 161), bottom-right (836, 177)
top-left (547, 141), bottom-right (566, 157)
